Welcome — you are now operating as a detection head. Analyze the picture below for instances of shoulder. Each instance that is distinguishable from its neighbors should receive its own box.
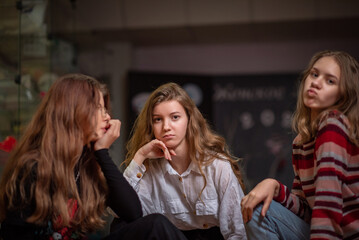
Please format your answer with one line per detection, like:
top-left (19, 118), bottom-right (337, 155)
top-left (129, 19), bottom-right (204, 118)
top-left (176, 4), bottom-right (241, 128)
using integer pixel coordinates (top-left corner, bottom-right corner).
top-left (293, 134), bottom-right (302, 145)
top-left (318, 110), bottom-right (349, 132)
top-left (315, 110), bottom-right (351, 147)
top-left (205, 157), bottom-right (233, 175)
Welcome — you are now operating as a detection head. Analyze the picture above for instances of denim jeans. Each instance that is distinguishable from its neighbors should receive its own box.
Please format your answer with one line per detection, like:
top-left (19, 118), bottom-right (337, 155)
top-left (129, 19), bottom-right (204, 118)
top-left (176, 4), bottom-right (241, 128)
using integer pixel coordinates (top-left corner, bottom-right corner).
top-left (245, 201), bottom-right (310, 240)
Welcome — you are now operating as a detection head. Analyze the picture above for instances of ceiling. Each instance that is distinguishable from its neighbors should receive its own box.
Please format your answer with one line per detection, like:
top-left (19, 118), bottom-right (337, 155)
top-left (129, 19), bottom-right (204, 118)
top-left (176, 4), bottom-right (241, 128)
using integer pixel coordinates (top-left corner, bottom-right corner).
top-left (1, 0), bottom-right (359, 60)
top-left (53, 18), bottom-right (359, 50)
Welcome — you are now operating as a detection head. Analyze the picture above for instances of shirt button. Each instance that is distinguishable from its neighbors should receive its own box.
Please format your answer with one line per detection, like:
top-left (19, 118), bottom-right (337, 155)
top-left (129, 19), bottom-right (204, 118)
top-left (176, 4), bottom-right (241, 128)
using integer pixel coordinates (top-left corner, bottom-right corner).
top-left (203, 223), bottom-right (208, 229)
top-left (183, 194), bottom-right (186, 199)
top-left (179, 176), bottom-right (183, 182)
top-left (136, 173), bottom-right (142, 178)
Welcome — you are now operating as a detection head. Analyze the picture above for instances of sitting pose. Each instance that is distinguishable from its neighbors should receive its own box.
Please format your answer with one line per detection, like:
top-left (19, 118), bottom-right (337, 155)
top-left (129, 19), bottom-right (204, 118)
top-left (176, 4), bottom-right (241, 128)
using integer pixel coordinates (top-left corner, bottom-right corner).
top-left (0, 74), bottom-right (187, 240)
top-left (122, 82), bottom-right (247, 240)
top-left (241, 50), bottom-right (359, 240)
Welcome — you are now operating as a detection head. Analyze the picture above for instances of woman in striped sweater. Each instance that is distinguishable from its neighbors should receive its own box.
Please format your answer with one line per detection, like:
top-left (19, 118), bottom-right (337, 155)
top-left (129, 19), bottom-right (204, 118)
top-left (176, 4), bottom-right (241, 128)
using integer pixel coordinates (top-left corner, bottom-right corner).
top-left (241, 50), bottom-right (359, 240)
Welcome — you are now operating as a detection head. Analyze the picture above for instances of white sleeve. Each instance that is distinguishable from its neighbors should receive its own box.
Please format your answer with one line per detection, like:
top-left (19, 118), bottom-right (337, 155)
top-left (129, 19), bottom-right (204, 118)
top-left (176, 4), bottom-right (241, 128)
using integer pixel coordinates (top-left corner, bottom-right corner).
top-left (216, 161), bottom-right (247, 240)
top-left (123, 160), bottom-right (146, 192)
top-left (123, 160), bottom-right (161, 215)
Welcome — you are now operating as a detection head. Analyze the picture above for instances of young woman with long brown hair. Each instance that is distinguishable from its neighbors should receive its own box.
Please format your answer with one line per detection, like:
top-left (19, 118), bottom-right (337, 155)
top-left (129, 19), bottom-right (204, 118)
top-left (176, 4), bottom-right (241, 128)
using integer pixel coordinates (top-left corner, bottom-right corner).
top-left (241, 50), bottom-right (359, 240)
top-left (122, 82), bottom-right (247, 240)
top-left (0, 74), bottom-right (187, 240)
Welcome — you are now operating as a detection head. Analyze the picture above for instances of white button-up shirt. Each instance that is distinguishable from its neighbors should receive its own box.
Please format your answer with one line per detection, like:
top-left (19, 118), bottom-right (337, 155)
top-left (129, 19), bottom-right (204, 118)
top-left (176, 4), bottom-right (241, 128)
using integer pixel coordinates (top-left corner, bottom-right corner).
top-left (124, 158), bottom-right (247, 240)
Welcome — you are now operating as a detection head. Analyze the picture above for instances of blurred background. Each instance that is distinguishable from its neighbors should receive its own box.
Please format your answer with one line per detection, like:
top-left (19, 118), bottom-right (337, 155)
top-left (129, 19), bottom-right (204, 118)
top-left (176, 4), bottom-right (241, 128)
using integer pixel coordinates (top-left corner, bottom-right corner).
top-left (1, 0), bottom-right (359, 200)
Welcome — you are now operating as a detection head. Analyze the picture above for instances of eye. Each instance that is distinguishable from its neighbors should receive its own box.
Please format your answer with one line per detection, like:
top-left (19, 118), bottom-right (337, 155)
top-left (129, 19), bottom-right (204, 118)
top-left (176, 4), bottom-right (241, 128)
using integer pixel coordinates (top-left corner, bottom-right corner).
top-left (153, 117), bottom-right (161, 123)
top-left (311, 71), bottom-right (318, 78)
top-left (172, 115), bottom-right (180, 120)
top-left (327, 79), bottom-right (336, 85)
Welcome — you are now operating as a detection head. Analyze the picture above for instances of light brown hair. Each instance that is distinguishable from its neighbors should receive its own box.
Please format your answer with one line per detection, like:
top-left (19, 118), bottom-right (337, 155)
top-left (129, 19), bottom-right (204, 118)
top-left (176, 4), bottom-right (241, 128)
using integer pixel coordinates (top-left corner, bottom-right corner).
top-left (293, 50), bottom-right (359, 144)
top-left (125, 82), bottom-right (245, 193)
top-left (0, 74), bottom-right (110, 233)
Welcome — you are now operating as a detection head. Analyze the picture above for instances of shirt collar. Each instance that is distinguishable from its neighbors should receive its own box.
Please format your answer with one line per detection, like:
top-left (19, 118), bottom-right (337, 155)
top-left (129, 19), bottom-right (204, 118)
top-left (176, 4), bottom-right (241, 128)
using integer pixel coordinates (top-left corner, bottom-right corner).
top-left (160, 158), bottom-right (202, 177)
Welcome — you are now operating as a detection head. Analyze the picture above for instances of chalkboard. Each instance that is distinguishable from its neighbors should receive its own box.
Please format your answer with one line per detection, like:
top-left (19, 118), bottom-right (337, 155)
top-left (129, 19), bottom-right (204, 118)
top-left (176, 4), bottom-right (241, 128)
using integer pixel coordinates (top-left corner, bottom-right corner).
top-left (213, 74), bottom-right (298, 190)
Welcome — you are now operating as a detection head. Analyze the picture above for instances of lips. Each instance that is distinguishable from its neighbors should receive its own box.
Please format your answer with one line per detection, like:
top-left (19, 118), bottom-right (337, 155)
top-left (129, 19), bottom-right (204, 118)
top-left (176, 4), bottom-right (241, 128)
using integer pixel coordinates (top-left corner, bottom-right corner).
top-left (101, 125), bottom-right (109, 133)
top-left (307, 88), bottom-right (317, 97)
top-left (163, 134), bottom-right (174, 139)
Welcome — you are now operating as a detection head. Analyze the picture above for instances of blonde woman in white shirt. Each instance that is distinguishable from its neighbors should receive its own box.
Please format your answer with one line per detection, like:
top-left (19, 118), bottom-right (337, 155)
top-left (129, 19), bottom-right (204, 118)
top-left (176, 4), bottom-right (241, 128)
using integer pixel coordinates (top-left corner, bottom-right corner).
top-left (121, 82), bottom-right (247, 240)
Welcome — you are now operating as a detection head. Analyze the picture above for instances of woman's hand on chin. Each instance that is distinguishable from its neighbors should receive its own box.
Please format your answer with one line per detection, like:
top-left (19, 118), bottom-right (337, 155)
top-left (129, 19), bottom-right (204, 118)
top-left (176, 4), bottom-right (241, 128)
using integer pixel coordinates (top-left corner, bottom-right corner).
top-left (94, 119), bottom-right (121, 151)
top-left (133, 139), bottom-right (176, 166)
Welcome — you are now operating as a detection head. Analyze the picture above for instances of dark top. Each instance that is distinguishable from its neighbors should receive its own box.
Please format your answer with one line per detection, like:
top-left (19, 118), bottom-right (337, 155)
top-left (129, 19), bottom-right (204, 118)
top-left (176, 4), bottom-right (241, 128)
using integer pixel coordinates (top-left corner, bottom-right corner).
top-left (0, 149), bottom-right (142, 239)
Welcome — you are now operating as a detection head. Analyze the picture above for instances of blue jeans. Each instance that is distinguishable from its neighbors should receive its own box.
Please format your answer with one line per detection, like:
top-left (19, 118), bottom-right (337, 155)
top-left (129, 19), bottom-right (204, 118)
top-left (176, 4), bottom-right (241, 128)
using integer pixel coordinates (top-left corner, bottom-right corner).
top-left (245, 201), bottom-right (310, 240)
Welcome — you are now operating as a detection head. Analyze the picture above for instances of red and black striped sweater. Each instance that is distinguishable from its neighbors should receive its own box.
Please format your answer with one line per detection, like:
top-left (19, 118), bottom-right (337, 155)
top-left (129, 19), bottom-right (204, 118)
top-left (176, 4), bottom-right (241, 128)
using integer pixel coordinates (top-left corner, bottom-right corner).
top-left (275, 110), bottom-right (359, 240)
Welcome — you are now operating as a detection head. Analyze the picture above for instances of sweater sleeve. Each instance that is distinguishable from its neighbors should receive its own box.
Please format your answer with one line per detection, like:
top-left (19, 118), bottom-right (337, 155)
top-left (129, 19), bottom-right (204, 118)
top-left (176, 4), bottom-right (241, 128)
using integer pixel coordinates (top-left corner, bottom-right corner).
top-left (274, 178), bottom-right (312, 223)
top-left (274, 136), bottom-right (312, 223)
top-left (94, 149), bottom-right (143, 222)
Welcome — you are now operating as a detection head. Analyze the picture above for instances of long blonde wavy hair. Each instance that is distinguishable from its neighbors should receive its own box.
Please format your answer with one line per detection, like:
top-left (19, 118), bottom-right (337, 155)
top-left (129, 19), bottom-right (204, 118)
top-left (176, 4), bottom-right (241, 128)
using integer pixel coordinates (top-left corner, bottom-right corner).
top-left (292, 50), bottom-right (359, 145)
top-left (0, 74), bottom-right (110, 233)
top-left (125, 82), bottom-right (245, 192)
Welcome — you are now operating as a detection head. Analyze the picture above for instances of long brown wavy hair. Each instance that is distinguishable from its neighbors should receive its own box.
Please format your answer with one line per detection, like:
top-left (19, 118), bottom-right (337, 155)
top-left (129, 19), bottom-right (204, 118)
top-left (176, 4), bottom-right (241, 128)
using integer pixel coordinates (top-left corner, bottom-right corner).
top-left (0, 74), bottom-right (110, 233)
top-left (292, 50), bottom-right (359, 145)
top-left (125, 82), bottom-right (245, 193)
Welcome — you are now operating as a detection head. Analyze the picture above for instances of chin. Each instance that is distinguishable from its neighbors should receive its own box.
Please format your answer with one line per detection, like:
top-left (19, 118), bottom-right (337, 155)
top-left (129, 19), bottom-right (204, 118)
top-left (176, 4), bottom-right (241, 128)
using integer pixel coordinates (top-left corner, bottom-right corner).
top-left (90, 133), bottom-right (101, 142)
top-left (164, 143), bottom-right (178, 149)
top-left (96, 133), bottom-right (104, 139)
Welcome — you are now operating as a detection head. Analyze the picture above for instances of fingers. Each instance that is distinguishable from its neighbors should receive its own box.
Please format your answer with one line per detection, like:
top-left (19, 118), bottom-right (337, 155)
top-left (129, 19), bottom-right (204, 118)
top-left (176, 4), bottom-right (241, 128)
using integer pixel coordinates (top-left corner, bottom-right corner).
top-left (240, 197), bottom-right (248, 223)
top-left (169, 149), bottom-right (176, 156)
top-left (152, 140), bottom-right (172, 160)
top-left (108, 119), bottom-right (121, 137)
top-left (261, 198), bottom-right (272, 217)
top-left (241, 195), bottom-right (253, 223)
top-left (94, 119), bottom-right (121, 150)
top-left (241, 195), bottom-right (272, 223)
top-left (241, 191), bottom-right (267, 223)
top-left (137, 139), bottom-right (175, 161)
top-left (241, 179), bottom-right (278, 224)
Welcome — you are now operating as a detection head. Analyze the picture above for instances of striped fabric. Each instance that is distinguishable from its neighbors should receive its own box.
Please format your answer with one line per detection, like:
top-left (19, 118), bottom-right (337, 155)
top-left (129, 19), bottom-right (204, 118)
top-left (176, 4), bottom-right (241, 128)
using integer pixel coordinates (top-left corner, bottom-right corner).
top-left (274, 110), bottom-right (359, 240)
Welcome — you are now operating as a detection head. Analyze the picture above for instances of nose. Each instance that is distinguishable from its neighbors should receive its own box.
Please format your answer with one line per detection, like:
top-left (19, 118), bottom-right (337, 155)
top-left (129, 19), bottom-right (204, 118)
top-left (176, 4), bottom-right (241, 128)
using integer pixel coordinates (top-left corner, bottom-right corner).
top-left (311, 77), bottom-right (322, 89)
top-left (163, 119), bottom-right (171, 131)
top-left (104, 112), bottom-right (111, 121)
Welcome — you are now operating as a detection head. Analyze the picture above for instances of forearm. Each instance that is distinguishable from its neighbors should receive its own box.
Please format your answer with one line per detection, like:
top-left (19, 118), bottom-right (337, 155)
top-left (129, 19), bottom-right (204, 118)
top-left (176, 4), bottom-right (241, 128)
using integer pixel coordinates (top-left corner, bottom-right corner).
top-left (274, 180), bottom-right (311, 222)
top-left (94, 149), bottom-right (142, 221)
top-left (133, 151), bottom-right (146, 166)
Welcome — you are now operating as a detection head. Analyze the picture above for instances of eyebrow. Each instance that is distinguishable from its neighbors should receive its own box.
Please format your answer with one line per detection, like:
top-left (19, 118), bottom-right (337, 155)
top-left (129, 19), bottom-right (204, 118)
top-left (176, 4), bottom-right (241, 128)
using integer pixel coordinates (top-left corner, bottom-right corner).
top-left (312, 67), bottom-right (339, 80)
top-left (152, 111), bottom-right (181, 116)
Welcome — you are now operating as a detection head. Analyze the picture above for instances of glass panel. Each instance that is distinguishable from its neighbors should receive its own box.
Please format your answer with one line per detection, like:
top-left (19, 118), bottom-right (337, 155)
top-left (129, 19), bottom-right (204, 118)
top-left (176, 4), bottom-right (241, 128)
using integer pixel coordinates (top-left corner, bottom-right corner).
top-left (0, 0), bottom-right (20, 171)
top-left (0, 0), bottom-right (72, 173)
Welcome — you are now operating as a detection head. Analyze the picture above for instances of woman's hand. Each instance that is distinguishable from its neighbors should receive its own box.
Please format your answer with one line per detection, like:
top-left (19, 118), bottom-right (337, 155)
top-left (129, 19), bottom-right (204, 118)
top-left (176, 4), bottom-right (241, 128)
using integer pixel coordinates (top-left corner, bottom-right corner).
top-left (94, 119), bottom-right (121, 151)
top-left (240, 178), bottom-right (280, 223)
top-left (133, 139), bottom-right (176, 166)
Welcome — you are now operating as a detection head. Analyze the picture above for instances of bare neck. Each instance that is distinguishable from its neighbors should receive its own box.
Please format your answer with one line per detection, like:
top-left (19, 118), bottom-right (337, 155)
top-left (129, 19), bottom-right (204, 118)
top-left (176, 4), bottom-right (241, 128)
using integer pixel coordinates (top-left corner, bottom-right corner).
top-left (168, 141), bottom-right (191, 175)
